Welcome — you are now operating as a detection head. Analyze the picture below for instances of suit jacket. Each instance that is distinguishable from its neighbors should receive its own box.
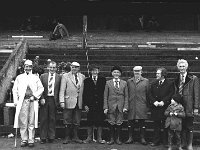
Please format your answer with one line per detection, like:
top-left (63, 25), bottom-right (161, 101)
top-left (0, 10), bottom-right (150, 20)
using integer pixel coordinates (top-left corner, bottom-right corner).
top-left (13, 73), bottom-right (44, 128)
top-left (149, 78), bottom-right (174, 120)
top-left (104, 79), bottom-right (128, 113)
top-left (127, 76), bottom-right (150, 120)
top-left (174, 73), bottom-right (200, 117)
top-left (59, 71), bottom-right (85, 109)
top-left (40, 73), bottom-right (61, 107)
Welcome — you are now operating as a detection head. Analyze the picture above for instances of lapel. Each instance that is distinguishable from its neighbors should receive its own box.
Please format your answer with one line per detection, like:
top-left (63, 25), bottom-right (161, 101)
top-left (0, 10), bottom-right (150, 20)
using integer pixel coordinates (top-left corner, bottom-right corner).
top-left (183, 74), bottom-right (192, 88)
top-left (69, 72), bottom-right (77, 87)
top-left (45, 73), bottom-right (49, 89)
top-left (54, 73), bottom-right (59, 91)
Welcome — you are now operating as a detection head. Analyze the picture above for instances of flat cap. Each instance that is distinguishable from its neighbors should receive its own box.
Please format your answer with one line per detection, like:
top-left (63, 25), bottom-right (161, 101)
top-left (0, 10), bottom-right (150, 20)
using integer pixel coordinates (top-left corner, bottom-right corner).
top-left (71, 62), bottom-right (80, 67)
top-left (24, 59), bottom-right (33, 66)
top-left (133, 66), bottom-right (142, 71)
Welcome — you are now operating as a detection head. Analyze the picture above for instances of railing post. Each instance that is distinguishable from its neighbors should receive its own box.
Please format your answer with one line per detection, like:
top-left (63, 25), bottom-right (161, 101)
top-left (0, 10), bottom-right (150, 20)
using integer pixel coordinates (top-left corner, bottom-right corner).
top-left (83, 15), bottom-right (87, 49)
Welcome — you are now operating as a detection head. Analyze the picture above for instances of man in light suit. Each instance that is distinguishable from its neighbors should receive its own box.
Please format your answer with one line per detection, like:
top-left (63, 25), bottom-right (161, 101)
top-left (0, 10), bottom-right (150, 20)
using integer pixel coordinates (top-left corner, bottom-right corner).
top-left (13, 60), bottom-right (44, 147)
top-left (39, 61), bottom-right (61, 144)
top-left (59, 62), bottom-right (85, 144)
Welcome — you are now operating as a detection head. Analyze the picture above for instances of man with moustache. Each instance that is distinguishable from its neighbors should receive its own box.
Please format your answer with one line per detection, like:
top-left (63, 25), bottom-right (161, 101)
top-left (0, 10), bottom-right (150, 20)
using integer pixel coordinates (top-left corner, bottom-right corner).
top-left (13, 60), bottom-right (44, 147)
top-left (174, 59), bottom-right (199, 150)
top-left (149, 67), bottom-right (174, 147)
top-left (59, 62), bottom-right (85, 144)
top-left (39, 61), bottom-right (61, 144)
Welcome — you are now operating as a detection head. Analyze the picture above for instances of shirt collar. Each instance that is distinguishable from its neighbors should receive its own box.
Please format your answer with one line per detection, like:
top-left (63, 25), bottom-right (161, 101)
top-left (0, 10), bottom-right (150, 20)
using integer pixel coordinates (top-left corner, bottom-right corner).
top-left (113, 78), bottom-right (120, 82)
top-left (49, 72), bottom-right (55, 77)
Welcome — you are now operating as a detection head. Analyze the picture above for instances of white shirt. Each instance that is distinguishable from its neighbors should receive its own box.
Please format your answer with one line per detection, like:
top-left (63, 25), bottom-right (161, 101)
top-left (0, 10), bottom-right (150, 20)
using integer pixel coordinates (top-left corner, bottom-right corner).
top-left (113, 78), bottom-right (120, 88)
top-left (180, 72), bottom-right (187, 83)
top-left (92, 75), bottom-right (98, 81)
top-left (48, 73), bottom-right (55, 96)
top-left (159, 79), bottom-right (165, 85)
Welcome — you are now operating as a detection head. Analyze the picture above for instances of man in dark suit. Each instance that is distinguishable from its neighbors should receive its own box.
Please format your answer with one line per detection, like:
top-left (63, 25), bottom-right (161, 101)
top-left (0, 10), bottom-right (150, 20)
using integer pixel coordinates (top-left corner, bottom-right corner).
top-left (174, 59), bottom-right (199, 150)
top-left (149, 67), bottom-right (174, 147)
top-left (39, 61), bottom-right (61, 144)
top-left (83, 64), bottom-right (106, 144)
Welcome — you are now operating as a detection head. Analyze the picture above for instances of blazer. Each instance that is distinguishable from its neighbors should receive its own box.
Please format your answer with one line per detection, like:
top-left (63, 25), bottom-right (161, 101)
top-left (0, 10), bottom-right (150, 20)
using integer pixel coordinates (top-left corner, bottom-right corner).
top-left (149, 78), bottom-right (174, 120)
top-left (13, 73), bottom-right (44, 128)
top-left (174, 73), bottom-right (200, 117)
top-left (104, 79), bottom-right (128, 113)
top-left (59, 71), bottom-right (85, 109)
top-left (127, 76), bottom-right (150, 120)
top-left (40, 73), bottom-right (61, 107)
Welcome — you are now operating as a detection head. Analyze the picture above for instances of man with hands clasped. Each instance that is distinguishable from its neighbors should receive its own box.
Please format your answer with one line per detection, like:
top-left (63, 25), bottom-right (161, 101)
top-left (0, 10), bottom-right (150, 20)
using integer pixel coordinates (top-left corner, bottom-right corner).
top-left (104, 65), bottom-right (128, 145)
top-left (149, 67), bottom-right (174, 147)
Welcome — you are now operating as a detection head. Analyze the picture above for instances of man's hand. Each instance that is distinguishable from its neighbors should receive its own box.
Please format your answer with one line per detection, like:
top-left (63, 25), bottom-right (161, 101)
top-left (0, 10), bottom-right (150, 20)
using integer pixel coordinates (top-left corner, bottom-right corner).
top-left (60, 103), bottom-right (65, 109)
top-left (85, 105), bottom-right (89, 112)
top-left (40, 99), bottom-right (45, 105)
top-left (170, 112), bottom-right (173, 116)
top-left (30, 96), bottom-right (35, 102)
top-left (159, 101), bottom-right (164, 107)
top-left (153, 101), bottom-right (159, 107)
top-left (194, 109), bottom-right (199, 115)
top-left (104, 109), bottom-right (108, 114)
top-left (14, 103), bottom-right (17, 107)
top-left (174, 112), bottom-right (178, 116)
top-left (123, 108), bottom-right (128, 113)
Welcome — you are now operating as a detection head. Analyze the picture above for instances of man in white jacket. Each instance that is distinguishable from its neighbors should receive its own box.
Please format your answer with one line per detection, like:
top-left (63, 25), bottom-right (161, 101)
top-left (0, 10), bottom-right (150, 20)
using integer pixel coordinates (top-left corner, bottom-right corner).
top-left (12, 59), bottom-right (44, 147)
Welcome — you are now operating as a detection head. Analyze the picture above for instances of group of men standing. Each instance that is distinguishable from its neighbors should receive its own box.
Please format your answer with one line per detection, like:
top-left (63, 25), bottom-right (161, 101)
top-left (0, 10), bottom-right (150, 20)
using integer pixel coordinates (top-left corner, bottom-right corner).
top-left (12, 58), bottom-right (199, 150)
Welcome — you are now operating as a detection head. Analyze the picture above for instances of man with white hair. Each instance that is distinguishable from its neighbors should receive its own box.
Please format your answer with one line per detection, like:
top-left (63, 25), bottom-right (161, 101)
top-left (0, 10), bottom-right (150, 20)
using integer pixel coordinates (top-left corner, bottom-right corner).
top-left (174, 59), bottom-right (199, 150)
top-left (59, 62), bottom-right (85, 144)
top-left (12, 59), bottom-right (44, 147)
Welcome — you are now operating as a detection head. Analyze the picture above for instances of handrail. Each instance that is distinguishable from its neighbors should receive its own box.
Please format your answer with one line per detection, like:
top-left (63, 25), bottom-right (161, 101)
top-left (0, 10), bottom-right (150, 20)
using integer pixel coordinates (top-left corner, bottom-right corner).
top-left (0, 38), bottom-right (28, 104)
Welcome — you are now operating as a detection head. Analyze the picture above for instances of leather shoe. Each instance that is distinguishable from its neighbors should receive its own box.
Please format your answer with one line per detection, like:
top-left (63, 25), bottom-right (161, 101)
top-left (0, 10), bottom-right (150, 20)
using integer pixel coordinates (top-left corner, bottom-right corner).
top-left (28, 143), bottom-right (34, 147)
top-left (40, 139), bottom-right (46, 144)
top-left (150, 142), bottom-right (159, 147)
top-left (48, 139), bottom-right (54, 143)
top-left (20, 142), bottom-right (28, 147)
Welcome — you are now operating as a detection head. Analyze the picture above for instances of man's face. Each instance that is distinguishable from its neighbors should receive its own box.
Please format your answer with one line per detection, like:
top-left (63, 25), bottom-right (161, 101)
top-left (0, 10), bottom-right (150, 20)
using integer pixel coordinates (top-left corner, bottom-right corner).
top-left (178, 63), bottom-right (187, 74)
top-left (112, 70), bottom-right (121, 79)
top-left (91, 68), bottom-right (99, 76)
top-left (48, 63), bottom-right (57, 74)
top-left (24, 64), bottom-right (32, 74)
top-left (133, 70), bottom-right (142, 78)
top-left (71, 65), bottom-right (80, 74)
top-left (156, 69), bottom-right (162, 80)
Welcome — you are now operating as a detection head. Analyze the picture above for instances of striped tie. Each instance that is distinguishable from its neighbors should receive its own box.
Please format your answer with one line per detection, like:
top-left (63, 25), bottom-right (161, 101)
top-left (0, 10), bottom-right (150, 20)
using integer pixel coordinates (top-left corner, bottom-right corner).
top-left (179, 75), bottom-right (184, 95)
top-left (115, 80), bottom-right (119, 90)
top-left (48, 74), bottom-right (54, 94)
top-left (75, 74), bottom-right (78, 85)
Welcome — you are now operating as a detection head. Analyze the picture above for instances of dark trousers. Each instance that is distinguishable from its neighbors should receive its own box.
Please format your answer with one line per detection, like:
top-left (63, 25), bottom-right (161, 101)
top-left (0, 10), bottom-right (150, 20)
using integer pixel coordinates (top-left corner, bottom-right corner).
top-left (153, 119), bottom-right (167, 145)
top-left (40, 96), bottom-right (56, 140)
top-left (127, 119), bottom-right (145, 128)
top-left (168, 129), bottom-right (181, 147)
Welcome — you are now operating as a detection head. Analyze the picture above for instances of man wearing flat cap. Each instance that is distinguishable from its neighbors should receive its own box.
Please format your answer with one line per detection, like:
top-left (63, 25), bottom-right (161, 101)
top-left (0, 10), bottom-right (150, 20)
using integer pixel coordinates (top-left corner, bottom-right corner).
top-left (104, 65), bottom-right (128, 145)
top-left (59, 62), bottom-right (85, 144)
top-left (126, 66), bottom-right (149, 145)
top-left (13, 59), bottom-right (44, 147)
top-left (83, 64), bottom-right (106, 144)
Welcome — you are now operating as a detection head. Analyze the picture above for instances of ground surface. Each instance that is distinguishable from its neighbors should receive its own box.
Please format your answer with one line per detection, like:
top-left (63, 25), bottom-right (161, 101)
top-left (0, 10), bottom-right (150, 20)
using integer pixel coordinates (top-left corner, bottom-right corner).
top-left (0, 137), bottom-right (200, 150)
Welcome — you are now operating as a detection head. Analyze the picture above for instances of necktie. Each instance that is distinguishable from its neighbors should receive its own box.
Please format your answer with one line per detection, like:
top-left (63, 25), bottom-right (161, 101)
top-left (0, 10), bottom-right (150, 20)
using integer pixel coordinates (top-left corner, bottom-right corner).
top-left (179, 75), bottom-right (184, 95)
top-left (115, 80), bottom-right (119, 90)
top-left (48, 74), bottom-right (53, 94)
top-left (75, 74), bottom-right (78, 85)
top-left (136, 78), bottom-right (140, 84)
top-left (93, 76), bottom-right (97, 84)
top-left (159, 80), bottom-right (162, 85)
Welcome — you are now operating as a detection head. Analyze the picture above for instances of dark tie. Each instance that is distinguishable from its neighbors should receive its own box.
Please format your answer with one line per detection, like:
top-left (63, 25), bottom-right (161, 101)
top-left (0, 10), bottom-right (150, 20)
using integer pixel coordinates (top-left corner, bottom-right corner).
top-left (48, 74), bottom-right (54, 94)
top-left (93, 77), bottom-right (97, 84)
top-left (179, 75), bottom-right (184, 95)
top-left (75, 74), bottom-right (78, 85)
top-left (115, 80), bottom-right (119, 90)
